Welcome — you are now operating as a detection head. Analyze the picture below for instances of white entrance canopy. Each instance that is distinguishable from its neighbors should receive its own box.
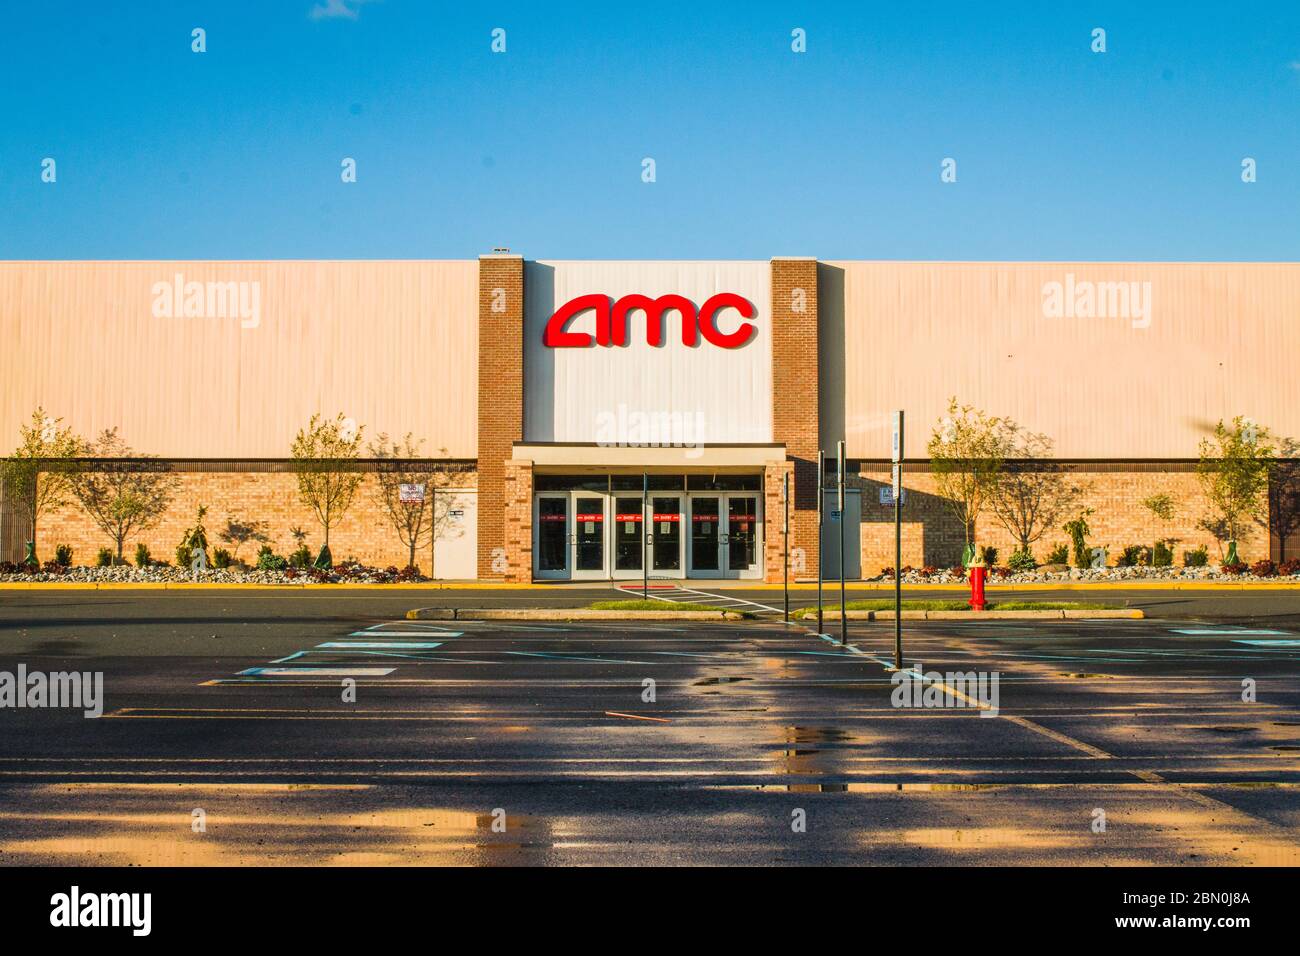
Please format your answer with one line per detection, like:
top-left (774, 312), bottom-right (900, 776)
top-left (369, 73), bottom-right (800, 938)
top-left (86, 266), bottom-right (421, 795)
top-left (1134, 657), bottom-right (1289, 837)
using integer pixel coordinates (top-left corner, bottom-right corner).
top-left (512, 442), bottom-right (786, 471)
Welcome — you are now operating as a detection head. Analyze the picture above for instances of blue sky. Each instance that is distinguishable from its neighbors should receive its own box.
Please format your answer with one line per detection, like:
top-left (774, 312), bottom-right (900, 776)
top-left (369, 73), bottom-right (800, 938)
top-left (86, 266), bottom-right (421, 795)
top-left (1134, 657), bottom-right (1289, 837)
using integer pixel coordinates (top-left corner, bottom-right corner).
top-left (2, 1), bottom-right (1298, 260)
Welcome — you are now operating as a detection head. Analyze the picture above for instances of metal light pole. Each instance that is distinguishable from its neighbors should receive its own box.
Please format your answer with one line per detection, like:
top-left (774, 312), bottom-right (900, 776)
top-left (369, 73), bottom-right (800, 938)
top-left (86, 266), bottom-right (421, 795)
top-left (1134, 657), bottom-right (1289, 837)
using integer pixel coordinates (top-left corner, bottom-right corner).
top-left (892, 411), bottom-right (905, 670)
top-left (817, 450), bottom-right (825, 636)
top-left (782, 470), bottom-right (790, 624)
top-left (837, 440), bottom-right (847, 647)
top-left (642, 471), bottom-right (649, 599)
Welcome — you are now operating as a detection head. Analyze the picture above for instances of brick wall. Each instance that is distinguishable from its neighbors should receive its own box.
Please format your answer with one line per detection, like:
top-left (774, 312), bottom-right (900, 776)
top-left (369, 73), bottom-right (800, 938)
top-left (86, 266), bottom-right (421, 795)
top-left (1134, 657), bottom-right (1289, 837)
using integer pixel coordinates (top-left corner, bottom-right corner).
top-left (477, 254), bottom-right (525, 579)
top-left (854, 465), bottom-right (1267, 574)
top-left (502, 459), bottom-right (533, 583)
top-left (770, 258), bottom-right (820, 578)
top-left (762, 459), bottom-right (795, 582)
top-left (32, 468), bottom-right (475, 571)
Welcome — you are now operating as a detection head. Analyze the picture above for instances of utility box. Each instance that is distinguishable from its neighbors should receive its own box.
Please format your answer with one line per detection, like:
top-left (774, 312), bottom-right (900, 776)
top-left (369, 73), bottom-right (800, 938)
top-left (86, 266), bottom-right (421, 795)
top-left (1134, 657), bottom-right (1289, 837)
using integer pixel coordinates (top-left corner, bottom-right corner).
top-left (820, 488), bottom-right (861, 580)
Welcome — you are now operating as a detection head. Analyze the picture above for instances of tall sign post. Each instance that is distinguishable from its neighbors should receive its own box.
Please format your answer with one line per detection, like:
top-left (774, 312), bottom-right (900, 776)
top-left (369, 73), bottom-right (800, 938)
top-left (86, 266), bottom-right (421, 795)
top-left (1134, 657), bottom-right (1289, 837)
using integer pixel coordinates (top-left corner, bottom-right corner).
top-left (816, 450), bottom-right (825, 635)
top-left (642, 471), bottom-right (649, 599)
top-left (782, 471), bottom-right (790, 624)
top-left (837, 440), bottom-right (847, 647)
top-left (892, 411), bottom-right (905, 670)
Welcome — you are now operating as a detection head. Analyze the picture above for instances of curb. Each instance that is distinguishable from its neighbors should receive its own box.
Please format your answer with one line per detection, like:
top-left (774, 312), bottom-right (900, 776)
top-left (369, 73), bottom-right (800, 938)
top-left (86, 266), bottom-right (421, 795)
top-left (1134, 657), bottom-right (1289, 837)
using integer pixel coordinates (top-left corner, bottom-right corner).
top-left (3, 580), bottom-right (1297, 591)
top-left (406, 607), bottom-right (746, 621)
top-left (0, 582), bottom-right (476, 591)
top-left (802, 608), bottom-right (1145, 621)
top-left (794, 581), bottom-right (1300, 592)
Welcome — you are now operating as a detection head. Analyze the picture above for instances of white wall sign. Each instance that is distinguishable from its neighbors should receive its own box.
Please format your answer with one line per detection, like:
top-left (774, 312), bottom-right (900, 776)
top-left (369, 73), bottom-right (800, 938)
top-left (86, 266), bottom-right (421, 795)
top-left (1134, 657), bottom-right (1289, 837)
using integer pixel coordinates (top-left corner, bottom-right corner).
top-left (523, 261), bottom-right (772, 443)
top-left (879, 487), bottom-right (906, 506)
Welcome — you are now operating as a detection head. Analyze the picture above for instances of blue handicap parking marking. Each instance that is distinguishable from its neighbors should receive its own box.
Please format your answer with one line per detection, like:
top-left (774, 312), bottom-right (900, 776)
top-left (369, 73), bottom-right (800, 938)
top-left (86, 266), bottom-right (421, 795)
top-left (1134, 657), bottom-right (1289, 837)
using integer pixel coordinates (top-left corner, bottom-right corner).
top-left (210, 620), bottom-right (466, 684)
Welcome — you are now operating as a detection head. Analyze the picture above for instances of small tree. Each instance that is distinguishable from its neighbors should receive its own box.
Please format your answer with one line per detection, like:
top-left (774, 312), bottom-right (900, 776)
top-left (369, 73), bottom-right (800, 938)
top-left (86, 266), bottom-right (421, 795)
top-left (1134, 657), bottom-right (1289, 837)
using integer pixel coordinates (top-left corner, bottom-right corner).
top-left (218, 515), bottom-right (270, 563)
top-left (368, 433), bottom-right (454, 571)
top-left (1142, 492), bottom-right (1176, 525)
top-left (290, 414), bottom-right (364, 564)
top-left (1063, 508), bottom-right (1094, 569)
top-left (927, 398), bottom-right (1006, 563)
top-left (1197, 416), bottom-right (1274, 564)
top-left (176, 505), bottom-right (211, 569)
top-left (1142, 493), bottom-right (1178, 566)
top-left (0, 408), bottom-right (84, 565)
top-left (1197, 515), bottom-right (1231, 561)
top-left (989, 425), bottom-right (1085, 557)
top-left (72, 429), bottom-right (179, 563)
top-left (1262, 437), bottom-right (1300, 562)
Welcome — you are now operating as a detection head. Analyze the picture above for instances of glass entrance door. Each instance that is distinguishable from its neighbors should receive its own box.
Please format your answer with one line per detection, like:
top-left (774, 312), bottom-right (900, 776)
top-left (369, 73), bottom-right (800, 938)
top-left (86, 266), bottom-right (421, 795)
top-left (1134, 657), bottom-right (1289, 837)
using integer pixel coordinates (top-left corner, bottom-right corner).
top-left (650, 495), bottom-right (683, 574)
top-left (572, 494), bottom-right (607, 580)
top-left (612, 495), bottom-right (644, 578)
top-left (686, 493), bottom-right (763, 579)
top-left (726, 495), bottom-right (760, 577)
top-left (689, 496), bottom-right (722, 577)
top-left (534, 494), bottom-right (569, 580)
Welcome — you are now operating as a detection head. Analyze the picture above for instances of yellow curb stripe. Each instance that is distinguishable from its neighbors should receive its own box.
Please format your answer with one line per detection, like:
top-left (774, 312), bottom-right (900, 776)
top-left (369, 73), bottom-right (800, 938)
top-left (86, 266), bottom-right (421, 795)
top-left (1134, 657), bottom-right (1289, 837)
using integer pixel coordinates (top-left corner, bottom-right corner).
top-left (1, 580), bottom-right (1297, 591)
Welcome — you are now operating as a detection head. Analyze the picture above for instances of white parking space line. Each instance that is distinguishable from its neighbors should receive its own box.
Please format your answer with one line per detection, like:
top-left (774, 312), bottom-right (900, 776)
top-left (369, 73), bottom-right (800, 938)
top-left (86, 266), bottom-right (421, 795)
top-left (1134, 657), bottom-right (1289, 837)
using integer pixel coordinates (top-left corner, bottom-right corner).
top-left (317, 641), bottom-right (445, 649)
top-left (617, 584), bottom-right (786, 616)
top-left (239, 667), bottom-right (396, 677)
top-left (1171, 628), bottom-right (1290, 635)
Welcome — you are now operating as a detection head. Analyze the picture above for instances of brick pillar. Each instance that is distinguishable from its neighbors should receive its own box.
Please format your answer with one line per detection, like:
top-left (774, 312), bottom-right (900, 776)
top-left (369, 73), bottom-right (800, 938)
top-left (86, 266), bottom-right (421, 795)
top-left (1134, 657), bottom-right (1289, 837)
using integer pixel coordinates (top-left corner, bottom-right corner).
top-left (502, 459), bottom-right (533, 582)
top-left (770, 257), bottom-right (820, 579)
top-left (477, 253), bottom-right (525, 579)
top-left (763, 459), bottom-right (795, 583)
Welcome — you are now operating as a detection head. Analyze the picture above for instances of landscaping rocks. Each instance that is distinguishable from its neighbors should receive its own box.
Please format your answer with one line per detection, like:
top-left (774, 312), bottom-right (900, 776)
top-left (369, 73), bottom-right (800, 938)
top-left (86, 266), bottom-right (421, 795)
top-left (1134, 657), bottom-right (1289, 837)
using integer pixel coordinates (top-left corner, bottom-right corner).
top-left (866, 564), bottom-right (1300, 585)
top-left (0, 563), bottom-right (428, 585)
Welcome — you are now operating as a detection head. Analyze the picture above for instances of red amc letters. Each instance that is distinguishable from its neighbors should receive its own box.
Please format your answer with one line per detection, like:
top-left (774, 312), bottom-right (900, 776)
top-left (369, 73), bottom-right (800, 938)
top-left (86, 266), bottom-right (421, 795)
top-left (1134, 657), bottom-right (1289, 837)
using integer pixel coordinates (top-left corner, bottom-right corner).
top-left (543, 293), bottom-right (756, 348)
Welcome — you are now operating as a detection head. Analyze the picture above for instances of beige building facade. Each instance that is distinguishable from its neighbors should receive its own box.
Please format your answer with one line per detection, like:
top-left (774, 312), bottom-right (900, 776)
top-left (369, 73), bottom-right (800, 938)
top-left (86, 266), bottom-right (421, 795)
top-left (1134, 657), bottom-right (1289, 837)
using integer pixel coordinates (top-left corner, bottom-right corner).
top-left (2, 257), bottom-right (1298, 578)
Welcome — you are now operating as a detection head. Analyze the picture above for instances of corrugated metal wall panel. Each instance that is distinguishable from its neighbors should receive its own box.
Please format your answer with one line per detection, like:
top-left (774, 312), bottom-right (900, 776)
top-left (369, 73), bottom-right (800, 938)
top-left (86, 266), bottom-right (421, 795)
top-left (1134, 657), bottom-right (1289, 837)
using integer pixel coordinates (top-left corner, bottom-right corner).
top-left (824, 262), bottom-right (1300, 459)
top-left (0, 261), bottom-right (478, 458)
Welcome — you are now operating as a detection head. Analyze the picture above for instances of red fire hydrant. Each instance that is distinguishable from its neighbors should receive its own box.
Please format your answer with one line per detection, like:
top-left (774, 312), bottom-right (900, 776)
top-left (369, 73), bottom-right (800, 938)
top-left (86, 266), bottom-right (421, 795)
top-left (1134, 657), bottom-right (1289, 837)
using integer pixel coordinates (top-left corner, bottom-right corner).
top-left (969, 564), bottom-right (987, 611)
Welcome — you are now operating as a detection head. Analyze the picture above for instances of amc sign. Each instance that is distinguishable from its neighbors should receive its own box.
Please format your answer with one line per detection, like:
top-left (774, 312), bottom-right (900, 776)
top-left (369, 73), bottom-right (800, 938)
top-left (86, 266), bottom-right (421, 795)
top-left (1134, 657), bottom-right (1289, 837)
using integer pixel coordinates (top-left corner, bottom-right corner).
top-left (543, 293), bottom-right (756, 349)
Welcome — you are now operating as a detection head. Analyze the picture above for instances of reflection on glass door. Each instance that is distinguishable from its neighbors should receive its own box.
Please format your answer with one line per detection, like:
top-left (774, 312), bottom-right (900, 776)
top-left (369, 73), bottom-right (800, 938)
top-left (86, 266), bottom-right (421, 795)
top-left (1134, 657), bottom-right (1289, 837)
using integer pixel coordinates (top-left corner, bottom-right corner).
top-left (573, 495), bottom-right (606, 578)
top-left (535, 495), bottom-right (569, 579)
top-left (690, 496), bottom-right (721, 574)
top-left (727, 495), bottom-right (758, 573)
top-left (651, 495), bottom-right (682, 573)
top-left (613, 495), bottom-right (643, 575)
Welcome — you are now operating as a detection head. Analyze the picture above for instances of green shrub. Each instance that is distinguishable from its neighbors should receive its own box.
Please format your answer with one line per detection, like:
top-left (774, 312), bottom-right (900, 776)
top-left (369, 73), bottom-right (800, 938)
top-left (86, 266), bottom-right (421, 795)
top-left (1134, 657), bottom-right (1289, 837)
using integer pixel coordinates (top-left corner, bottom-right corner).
top-left (1064, 510), bottom-right (1093, 569)
top-left (212, 548), bottom-right (232, 569)
top-left (978, 545), bottom-right (998, 567)
top-left (1183, 545), bottom-right (1209, 568)
top-left (1007, 549), bottom-right (1037, 572)
top-left (134, 543), bottom-right (151, 567)
top-left (256, 545), bottom-right (287, 571)
top-left (96, 547), bottom-right (114, 568)
top-left (176, 505), bottom-right (211, 569)
top-left (289, 544), bottom-right (313, 569)
top-left (1152, 541), bottom-right (1174, 567)
top-left (1116, 544), bottom-right (1151, 567)
top-left (54, 544), bottom-right (73, 567)
top-left (1045, 543), bottom-right (1069, 565)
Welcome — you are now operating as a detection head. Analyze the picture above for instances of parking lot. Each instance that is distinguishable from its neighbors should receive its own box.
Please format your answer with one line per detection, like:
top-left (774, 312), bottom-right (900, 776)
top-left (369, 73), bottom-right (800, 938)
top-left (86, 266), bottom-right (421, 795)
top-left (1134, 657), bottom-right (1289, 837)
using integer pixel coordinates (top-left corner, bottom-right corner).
top-left (0, 589), bottom-right (1297, 865)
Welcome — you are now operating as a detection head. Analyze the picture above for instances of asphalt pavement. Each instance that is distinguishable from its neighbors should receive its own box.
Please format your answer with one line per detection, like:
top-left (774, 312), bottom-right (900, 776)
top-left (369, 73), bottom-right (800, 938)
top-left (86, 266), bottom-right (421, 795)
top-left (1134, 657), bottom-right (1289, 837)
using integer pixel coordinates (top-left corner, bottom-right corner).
top-left (0, 588), bottom-right (1297, 865)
